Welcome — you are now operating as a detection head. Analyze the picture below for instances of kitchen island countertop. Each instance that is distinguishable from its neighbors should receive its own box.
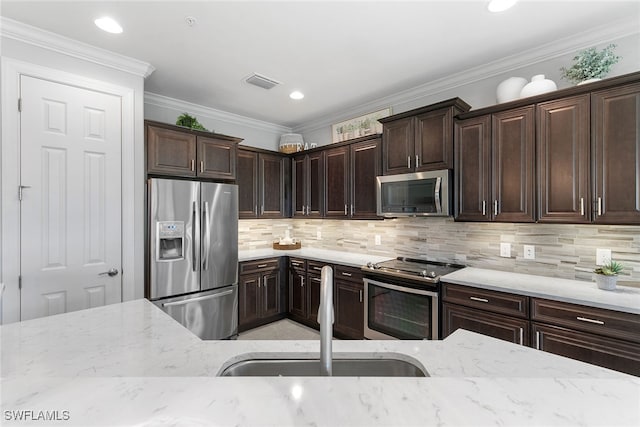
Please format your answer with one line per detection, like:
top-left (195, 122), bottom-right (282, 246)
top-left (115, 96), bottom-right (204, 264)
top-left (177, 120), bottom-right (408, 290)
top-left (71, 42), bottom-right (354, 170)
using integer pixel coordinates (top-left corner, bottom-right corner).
top-left (1, 299), bottom-right (638, 426)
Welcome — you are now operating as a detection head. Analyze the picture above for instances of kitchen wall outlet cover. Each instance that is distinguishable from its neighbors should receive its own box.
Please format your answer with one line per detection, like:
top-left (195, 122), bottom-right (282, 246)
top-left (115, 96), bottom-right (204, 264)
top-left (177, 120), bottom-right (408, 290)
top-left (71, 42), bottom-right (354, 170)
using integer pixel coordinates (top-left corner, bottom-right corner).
top-left (596, 248), bottom-right (612, 266)
top-left (524, 245), bottom-right (535, 260)
top-left (374, 235), bottom-right (381, 246)
top-left (500, 242), bottom-right (511, 258)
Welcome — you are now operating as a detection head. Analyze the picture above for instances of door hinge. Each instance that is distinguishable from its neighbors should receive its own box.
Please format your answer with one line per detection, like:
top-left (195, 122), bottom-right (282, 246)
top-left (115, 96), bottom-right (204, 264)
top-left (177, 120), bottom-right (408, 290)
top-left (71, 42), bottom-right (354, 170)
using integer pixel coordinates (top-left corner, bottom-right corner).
top-left (18, 98), bottom-right (22, 112)
top-left (18, 275), bottom-right (22, 289)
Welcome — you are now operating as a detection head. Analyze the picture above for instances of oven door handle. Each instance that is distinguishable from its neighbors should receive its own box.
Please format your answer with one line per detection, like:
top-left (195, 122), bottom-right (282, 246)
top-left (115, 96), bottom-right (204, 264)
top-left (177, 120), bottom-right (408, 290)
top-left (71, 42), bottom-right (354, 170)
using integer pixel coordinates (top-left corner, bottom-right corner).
top-left (364, 278), bottom-right (439, 297)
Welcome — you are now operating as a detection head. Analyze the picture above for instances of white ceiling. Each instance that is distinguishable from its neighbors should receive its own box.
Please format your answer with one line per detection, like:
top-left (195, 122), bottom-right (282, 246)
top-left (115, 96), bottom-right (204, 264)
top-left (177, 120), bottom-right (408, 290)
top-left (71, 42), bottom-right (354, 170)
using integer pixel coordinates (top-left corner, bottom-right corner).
top-left (2, 1), bottom-right (639, 128)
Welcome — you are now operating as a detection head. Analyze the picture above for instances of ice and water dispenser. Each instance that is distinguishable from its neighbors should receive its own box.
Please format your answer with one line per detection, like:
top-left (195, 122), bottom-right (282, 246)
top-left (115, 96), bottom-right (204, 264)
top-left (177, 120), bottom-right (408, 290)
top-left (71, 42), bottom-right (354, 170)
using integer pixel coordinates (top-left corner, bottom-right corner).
top-left (156, 221), bottom-right (185, 261)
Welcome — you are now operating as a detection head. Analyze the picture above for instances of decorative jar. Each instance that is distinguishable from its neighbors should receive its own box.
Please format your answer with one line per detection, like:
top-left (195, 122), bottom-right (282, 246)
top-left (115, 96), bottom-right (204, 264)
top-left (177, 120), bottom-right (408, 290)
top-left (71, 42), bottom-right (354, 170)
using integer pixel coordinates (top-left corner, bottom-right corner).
top-left (496, 77), bottom-right (528, 103)
top-left (519, 74), bottom-right (557, 98)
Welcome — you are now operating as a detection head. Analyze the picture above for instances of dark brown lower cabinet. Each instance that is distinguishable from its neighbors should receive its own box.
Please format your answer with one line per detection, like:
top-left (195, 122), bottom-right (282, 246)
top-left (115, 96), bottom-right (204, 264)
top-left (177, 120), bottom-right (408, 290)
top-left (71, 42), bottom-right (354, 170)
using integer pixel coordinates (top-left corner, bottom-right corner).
top-left (238, 259), bottom-right (285, 332)
top-left (288, 267), bottom-right (306, 320)
top-left (442, 303), bottom-right (529, 345)
top-left (532, 323), bottom-right (640, 376)
top-left (334, 279), bottom-right (364, 339)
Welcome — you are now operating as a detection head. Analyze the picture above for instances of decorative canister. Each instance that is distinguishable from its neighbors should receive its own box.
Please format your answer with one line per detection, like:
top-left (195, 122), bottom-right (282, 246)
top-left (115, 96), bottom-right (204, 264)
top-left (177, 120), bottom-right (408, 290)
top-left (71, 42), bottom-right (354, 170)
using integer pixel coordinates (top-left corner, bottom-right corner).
top-left (496, 77), bottom-right (528, 103)
top-left (519, 74), bottom-right (557, 98)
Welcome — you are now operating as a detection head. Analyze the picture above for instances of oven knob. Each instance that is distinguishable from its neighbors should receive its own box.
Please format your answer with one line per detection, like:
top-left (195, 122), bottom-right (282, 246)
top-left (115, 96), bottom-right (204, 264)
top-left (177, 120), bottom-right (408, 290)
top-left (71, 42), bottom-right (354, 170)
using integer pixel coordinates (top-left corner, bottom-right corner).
top-left (429, 271), bottom-right (437, 278)
top-left (367, 262), bottom-right (378, 269)
top-left (421, 270), bottom-right (428, 277)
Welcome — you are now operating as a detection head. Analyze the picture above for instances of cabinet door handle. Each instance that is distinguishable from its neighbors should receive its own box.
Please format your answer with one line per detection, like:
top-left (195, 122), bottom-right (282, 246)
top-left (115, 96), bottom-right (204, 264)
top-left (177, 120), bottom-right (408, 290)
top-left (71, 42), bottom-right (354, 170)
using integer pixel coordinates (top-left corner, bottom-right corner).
top-left (359, 289), bottom-right (363, 303)
top-left (341, 272), bottom-right (352, 277)
top-left (469, 296), bottom-right (489, 303)
top-left (301, 276), bottom-right (305, 287)
top-left (580, 198), bottom-right (584, 216)
top-left (350, 204), bottom-right (354, 216)
top-left (261, 205), bottom-right (265, 215)
top-left (344, 204), bottom-right (348, 215)
top-left (535, 331), bottom-right (540, 350)
top-left (576, 316), bottom-right (604, 325)
top-left (415, 154), bottom-right (419, 167)
top-left (200, 160), bottom-right (204, 173)
top-left (482, 200), bottom-right (486, 216)
top-left (190, 159), bottom-right (195, 172)
top-left (311, 277), bottom-right (321, 282)
top-left (597, 197), bottom-right (602, 216)
top-left (407, 156), bottom-right (411, 169)
top-left (313, 266), bottom-right (322, 271)
top-left (257, 264), bottom-right (268, 268)
top-left (519, 328), bottom-right (524, 346)
top-left (255, 205), bottom-right (258, 215)
top-left (291, 262), bottom-right (300, 267)
top-left (494, 200), bottom-right (498, 216)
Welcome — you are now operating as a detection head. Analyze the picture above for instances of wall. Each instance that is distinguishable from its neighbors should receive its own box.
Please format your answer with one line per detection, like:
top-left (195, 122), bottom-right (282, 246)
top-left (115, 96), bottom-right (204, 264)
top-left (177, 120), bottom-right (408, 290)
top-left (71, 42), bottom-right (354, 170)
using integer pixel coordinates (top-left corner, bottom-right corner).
top-left (144, 93), bottom-right (292, 151)
top-left (239, 218), bottom-right (640, 286)
top-left (296, 33), bottom-right (640, 146)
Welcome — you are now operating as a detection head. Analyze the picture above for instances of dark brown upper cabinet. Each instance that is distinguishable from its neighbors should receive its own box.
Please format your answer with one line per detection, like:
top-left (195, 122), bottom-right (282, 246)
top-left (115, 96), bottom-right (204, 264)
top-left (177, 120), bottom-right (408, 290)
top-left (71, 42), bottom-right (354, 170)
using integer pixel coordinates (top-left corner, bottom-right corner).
top-left (592, 82), bottom-right (640, 224)
top-left (454, 115), bottom-right (492, 221)
top-left (323, 137), bottom-right (381, 219)
top-left (492, 106), bottom-right (536, 222)
top-left (537, 95), bottom-right (591, 223)
top-left (455, 106), bottom-right (535, 223)
top-left (379, 98), bottom-right (471, 175)
top-left (292, 151), bottom-right (324, 218)
top-left (146, 120), bottom-right (241, 180)
top-left (237, 148), bottom-right (289, 219)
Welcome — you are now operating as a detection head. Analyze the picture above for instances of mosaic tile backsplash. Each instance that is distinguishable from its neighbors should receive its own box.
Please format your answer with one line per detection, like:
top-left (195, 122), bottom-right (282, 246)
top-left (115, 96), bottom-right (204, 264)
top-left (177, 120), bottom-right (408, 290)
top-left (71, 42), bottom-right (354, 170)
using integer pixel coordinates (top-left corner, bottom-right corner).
top-left (239, 218), bottom-right (640, 285)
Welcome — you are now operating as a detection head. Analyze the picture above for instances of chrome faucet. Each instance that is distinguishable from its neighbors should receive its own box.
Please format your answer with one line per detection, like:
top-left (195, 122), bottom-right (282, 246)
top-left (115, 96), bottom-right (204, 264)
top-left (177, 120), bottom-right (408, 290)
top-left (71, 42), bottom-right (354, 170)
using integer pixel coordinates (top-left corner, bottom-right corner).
top-left (318, 266), bottom-right (334, 376)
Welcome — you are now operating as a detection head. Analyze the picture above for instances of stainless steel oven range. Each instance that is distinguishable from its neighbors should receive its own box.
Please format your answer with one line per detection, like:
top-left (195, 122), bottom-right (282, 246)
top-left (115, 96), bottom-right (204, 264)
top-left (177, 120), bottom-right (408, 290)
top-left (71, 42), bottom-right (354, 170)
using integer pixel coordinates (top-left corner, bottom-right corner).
top-left (362, 258), bottom-right (464, 340)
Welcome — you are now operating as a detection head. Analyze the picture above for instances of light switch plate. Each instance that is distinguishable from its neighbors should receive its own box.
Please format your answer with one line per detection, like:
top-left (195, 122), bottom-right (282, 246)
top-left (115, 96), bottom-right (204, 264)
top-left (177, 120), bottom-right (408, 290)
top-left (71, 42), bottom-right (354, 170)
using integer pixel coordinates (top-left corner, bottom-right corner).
top-left (524, 245), bottom-right (535, 260)
top-left (500, 242), bottom-right (511, 258)
top-left (374, 235), bottom-right (381, 246)
top-left (596, 248), bottom-right (611, 266)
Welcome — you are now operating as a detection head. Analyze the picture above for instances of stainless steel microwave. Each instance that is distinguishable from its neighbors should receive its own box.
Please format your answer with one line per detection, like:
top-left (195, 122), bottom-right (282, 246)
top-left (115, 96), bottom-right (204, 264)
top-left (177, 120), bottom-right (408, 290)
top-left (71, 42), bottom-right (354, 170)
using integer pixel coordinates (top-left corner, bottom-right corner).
top-left (376, 170), bottom-right (451, 217)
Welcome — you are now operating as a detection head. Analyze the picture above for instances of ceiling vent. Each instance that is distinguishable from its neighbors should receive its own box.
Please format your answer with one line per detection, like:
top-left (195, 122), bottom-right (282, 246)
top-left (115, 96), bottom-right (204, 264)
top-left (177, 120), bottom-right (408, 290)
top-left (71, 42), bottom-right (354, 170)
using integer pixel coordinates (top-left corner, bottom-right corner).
top-left (245, 73), bottom-right (281, 90)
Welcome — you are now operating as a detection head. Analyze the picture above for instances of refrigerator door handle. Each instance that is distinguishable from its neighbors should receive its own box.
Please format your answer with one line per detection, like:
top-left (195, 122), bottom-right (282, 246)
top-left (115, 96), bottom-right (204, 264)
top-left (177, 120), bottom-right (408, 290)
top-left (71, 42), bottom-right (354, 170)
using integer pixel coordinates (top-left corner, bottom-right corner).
top-left (161, 289), bottom-right (234, 307)
top-left (192, 201), bottom-right (197, 272)
top-left (203, 201), bottom-right (211, 271)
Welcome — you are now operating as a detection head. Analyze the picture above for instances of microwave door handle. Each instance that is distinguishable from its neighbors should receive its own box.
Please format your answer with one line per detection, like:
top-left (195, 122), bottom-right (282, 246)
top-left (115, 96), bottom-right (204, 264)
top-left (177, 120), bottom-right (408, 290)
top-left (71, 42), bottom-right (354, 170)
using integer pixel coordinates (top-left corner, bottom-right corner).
top-left (434, 176), bottom-right (442, 214)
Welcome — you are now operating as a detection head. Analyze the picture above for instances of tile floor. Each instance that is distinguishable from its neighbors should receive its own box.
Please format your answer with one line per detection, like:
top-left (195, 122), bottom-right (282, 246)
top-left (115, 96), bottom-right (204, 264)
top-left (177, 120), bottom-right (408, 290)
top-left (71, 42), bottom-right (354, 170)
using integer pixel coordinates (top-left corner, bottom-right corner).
top-left (238, 319), bottom-right (321, 340)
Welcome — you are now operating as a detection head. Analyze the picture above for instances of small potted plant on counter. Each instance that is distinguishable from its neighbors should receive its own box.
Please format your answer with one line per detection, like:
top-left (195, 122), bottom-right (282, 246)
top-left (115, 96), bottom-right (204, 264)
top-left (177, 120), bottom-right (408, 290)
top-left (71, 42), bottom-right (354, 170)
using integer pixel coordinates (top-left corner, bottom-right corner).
top-left (593, 260), bottom-right (624, 290)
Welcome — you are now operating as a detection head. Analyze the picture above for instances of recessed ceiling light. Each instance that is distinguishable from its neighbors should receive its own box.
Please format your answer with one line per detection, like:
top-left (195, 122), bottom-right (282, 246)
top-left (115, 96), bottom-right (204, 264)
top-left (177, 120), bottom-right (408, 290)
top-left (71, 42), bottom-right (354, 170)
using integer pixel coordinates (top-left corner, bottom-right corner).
top-left (290, 91), bottom-right (304, 100)
top-left (488, 0), bottom-right (518, 13)
top-left (94, 16), bottom-right (123, 34)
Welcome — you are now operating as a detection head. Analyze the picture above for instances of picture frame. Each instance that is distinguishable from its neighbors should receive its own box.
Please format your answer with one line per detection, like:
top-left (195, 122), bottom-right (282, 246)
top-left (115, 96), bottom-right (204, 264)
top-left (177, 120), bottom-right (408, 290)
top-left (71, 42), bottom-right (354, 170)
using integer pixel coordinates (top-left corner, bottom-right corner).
top-left (331, 108), bottom-right (391, 143)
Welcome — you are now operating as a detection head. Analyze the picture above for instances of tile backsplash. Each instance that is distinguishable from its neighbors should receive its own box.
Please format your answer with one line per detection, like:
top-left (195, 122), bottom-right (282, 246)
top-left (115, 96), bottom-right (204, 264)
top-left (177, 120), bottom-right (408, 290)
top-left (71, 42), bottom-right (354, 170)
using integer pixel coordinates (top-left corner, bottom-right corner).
top-left (239, 218), bottom-right (640, 285)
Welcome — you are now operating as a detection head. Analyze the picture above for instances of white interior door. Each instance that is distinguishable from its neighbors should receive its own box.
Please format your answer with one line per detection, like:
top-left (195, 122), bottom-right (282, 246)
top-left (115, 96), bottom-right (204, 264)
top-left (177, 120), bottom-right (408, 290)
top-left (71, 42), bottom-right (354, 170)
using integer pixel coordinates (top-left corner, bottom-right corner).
top-left (19, 75), bottom-right (123, 321)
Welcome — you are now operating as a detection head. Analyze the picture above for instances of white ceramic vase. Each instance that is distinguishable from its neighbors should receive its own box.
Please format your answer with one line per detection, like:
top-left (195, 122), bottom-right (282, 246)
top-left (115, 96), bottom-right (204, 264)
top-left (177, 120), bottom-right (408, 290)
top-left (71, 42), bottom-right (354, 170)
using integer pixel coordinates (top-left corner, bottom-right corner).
top-left (519, 74), bottom-right (558, 98)
top-left (496, 77), bottom-right (528, 103)
top-left (595, 274), bottom-right (618, 291)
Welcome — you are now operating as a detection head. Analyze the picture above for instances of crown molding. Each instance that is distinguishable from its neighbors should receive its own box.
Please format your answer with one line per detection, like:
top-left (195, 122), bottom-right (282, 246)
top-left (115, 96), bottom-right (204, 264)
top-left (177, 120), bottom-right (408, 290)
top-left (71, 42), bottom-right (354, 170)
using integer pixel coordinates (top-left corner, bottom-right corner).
top-left (294, 16), bottom-right (639, 135)
top-left (0, 17), bottom-right (155, 78)
top-left (144, 92), bottom-right (292, 135)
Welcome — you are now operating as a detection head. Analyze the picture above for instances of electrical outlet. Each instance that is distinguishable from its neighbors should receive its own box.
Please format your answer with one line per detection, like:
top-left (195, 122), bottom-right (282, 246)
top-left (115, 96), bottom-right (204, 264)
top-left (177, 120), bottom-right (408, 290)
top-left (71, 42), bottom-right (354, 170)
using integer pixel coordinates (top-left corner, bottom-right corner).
top-left (316, 230), bottom-right (322, 240)
top-left (500, 242), bottom-right (511, 258)
top-left (596, 248), bottom-right (611, 266)
top-left (374, 235), bottom-right (381, 246)
top-left (524, 245), bottom-right (535, 260)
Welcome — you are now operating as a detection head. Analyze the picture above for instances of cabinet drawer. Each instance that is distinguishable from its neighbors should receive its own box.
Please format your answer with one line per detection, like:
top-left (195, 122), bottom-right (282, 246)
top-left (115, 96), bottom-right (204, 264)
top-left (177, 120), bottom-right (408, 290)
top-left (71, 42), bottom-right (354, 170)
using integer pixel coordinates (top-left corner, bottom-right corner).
top-left (531, 298), bottom-right (640, 344)
top-left (307, 260), bottom-right (331, 274)
top-left (442, 283), bottom-right (529, 318)
top-left (289, 258), bottom-right (307, 272)
top-left (443, 303), bottom-right (529, 346)
top-left (334, 265), bottom-right (364, 284)
top-left (240, 258), bottom-right (280, 274)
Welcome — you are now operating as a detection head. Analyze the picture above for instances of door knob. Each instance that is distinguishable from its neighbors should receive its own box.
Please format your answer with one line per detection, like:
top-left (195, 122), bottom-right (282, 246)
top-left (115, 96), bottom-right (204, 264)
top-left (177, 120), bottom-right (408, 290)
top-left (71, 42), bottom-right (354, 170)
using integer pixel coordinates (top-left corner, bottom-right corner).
top-left (99, 268), bottom-right (119, 277)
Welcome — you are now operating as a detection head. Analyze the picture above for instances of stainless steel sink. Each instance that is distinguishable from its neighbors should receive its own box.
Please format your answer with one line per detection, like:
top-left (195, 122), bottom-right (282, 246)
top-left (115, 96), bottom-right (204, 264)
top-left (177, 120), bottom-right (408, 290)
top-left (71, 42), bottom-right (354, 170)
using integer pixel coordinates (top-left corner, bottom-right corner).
top-left (219, 358), bottom-right (428, 377)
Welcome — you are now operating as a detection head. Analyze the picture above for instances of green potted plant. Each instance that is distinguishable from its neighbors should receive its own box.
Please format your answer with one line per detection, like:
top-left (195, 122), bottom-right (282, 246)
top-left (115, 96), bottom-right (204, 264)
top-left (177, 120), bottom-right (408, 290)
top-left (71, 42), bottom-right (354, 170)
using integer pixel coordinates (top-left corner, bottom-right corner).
top-left (593, 260), bottom-right (624, 290)
top-left (560, 44), bottom-right (621, 85)
top-left (176, 113), bottom-right (209, 131)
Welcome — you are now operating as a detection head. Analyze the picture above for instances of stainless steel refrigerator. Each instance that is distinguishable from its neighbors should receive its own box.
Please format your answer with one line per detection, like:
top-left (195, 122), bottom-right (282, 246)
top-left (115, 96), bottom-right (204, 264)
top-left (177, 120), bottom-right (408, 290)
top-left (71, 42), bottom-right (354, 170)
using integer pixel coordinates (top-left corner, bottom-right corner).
top-left (149, 178), bottom-right (238, 340)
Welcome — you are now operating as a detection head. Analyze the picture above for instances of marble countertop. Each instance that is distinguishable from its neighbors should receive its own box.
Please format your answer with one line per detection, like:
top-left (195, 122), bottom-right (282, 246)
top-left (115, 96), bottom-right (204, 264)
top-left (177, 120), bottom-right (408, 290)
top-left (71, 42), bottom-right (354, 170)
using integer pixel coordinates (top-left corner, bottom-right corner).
top-left (1, 299), bottom-right (638, 426)
top-left (239, 247), bottom-right (393, 267)
top-left (442, 267), bottom-right (640, 314)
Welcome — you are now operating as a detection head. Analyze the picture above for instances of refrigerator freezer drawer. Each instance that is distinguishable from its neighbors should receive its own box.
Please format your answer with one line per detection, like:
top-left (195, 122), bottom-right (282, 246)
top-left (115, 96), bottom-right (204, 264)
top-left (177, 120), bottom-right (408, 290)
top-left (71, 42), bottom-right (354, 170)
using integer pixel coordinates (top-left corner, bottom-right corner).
top-left (153, 285), bottom-right (238, 340)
